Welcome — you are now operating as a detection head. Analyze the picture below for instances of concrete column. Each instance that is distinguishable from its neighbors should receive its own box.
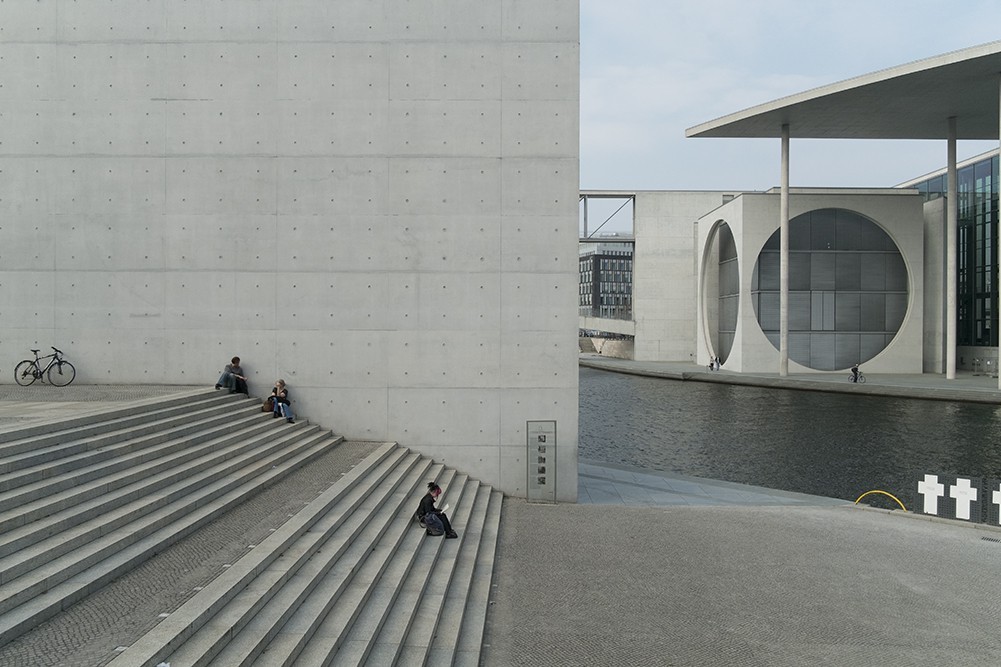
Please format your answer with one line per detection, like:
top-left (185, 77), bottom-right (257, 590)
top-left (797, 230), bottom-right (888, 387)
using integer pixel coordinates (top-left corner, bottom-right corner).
top-left (946, 117), bottom-right (957, 380)
top-left (779, 124), bottom-right (790, 377)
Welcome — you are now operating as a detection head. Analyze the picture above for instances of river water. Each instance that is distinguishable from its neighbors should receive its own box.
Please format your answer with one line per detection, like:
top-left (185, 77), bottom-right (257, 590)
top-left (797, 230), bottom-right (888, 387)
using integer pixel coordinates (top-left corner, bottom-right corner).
top-left (578, 366), bottom-right (1001, 507)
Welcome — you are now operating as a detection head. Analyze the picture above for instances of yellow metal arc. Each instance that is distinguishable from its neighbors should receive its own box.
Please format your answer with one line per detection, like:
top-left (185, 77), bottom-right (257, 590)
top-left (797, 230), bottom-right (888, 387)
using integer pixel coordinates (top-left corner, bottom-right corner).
top-left (855, 489), bottom-right (907, 511)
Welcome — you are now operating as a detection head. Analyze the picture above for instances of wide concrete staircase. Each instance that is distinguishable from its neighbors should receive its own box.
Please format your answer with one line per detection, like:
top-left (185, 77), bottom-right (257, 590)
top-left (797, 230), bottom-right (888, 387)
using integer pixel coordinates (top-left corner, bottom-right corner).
top-left (0, 388), bottom-right (502, 666)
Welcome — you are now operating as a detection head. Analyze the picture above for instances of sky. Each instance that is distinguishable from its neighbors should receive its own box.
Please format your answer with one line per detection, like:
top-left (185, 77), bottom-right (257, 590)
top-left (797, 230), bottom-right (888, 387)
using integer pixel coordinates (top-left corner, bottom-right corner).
top-left (580, 0), bottom-right (1001, 231)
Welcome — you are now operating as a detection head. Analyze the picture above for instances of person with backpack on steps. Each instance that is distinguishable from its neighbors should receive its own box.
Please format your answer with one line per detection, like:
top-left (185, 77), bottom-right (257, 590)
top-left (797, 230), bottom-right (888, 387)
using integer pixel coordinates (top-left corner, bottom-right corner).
top-left (415, 482), bottom-right (457, 538)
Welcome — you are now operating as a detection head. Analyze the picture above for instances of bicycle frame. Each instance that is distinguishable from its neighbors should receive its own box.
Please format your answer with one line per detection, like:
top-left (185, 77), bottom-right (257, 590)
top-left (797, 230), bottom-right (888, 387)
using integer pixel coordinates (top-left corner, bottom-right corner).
top-left (15, 346), bottom-right (76, 386)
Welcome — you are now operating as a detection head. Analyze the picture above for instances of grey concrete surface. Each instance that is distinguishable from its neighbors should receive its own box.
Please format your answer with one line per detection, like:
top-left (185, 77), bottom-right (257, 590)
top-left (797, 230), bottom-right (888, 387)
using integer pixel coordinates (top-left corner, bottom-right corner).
top-left (0, 438), bottom-right (382, 667)
top-left (483, 500), bottom-right (1001, 666)
top-left (0, 386), bottom-right (380, 666)
top-left (579, 459), bottom-right (850, 508)
top-left (0, 384), bottom-right (205, 429)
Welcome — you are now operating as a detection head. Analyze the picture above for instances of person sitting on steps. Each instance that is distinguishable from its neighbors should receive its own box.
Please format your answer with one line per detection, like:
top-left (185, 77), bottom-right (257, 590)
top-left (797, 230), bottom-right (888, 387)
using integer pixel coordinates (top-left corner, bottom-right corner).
top-left (271, 379), bottom-right (295, 423)
top-left (216, 356), bottom-right (248, 394)
top-left (415, 482), bottom-right (457, 539)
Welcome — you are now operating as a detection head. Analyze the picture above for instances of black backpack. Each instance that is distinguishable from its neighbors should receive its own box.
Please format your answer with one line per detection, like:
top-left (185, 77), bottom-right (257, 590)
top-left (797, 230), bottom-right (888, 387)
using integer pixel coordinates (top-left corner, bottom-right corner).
top-left (416, 511), bottom-right (444, 536)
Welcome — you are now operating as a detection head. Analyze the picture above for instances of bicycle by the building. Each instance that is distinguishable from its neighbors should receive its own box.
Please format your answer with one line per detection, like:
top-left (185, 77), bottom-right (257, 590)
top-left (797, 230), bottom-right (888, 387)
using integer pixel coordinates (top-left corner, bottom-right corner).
top-left (14, 347), bottom-right (76, 386)
top-left (848, 370), bottom-right (866, 384)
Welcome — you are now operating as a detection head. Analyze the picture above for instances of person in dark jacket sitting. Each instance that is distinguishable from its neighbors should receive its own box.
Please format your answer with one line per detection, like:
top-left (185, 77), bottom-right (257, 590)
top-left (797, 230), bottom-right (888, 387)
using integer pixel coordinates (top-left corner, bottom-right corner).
top-left (415, 482), bottom-right (457, 538)
top-left (216, 356), bottom-right (248, 394)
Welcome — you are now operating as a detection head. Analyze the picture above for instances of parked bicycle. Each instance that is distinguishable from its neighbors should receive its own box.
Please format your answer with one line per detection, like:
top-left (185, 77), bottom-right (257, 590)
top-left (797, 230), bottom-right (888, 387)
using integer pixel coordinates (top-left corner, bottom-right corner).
top-left (848, 370), bottom-right (866, 384)
top-left (14, 347), bottom-right (76, 387)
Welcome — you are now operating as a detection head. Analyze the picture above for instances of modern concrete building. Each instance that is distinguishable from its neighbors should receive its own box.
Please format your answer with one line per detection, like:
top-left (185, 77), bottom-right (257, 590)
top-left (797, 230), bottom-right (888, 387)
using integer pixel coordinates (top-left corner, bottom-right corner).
top-left (578, 240), bottom-right (633, 321)
top-left (0, 1), bottom-right (581, 501)
top-left (697, 188), bottom-right (926, 374)
top-left (580, 41), bottom-right (1001, 382)
top-left (688, 40), bottom-right (1001, 383)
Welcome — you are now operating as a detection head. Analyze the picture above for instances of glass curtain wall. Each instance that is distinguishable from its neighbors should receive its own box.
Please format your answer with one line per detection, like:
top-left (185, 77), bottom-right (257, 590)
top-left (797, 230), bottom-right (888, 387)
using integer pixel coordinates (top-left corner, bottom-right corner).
top-left (913, 154), bottom-right (999, 347)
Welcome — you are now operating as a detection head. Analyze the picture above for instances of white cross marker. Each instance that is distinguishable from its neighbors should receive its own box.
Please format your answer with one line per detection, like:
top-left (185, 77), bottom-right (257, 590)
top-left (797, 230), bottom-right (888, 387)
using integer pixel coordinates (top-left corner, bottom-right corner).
top-left (918, 474), bottom-right (945, 515)
top-left (993, 483), bottom-right (1001, 525)
top-left (950, 477), bottom-right (978, 521)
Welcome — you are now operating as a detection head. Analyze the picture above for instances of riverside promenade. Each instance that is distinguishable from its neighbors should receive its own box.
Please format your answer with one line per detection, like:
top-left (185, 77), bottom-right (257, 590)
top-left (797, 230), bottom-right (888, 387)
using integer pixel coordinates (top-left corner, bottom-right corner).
top-left (3, 372), bottom-right (1001, 666)
top-left (579, 353), bottom-right (1001, 404)
top-left (481, 357), bottom-right (1001, 666)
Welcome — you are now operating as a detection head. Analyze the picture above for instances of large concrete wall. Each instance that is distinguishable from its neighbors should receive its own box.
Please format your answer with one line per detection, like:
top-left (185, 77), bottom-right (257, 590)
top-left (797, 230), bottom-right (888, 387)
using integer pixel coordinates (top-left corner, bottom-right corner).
top-left (922, 197), bottom-right (947, 373)
top-left (0, 0), bottom-right (580, 501)
top-left (632, 191), bottom-right (737, 361)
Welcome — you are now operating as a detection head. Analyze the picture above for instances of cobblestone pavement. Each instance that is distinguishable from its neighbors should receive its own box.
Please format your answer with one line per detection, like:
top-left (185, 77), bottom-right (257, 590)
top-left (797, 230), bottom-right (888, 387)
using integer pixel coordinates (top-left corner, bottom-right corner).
top-left (0, 438), bottom-right (380, 667)
top-left (483, 499), bottom-right (1001, 666)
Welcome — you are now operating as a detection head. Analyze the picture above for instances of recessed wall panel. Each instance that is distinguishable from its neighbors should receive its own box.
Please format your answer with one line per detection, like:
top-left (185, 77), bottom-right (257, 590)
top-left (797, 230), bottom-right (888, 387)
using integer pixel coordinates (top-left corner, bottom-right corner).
top-left (386, 332), bottom-right (502, 388)
top-left (389, 100), bottom-right (502, 157)
top-left (502, 42), bottom-right (578, 100)
top-left (164, 2), bottom-right (279, 42)
top-left (278, 0), bottom-right (385, 41)
top-left (163, 43), bottom-right (277, 101)
top-left (389, 1), bottom-right (502, 41)
top-left (388, 43), bottom-right (502, 101)
top-left (502, 100), bottom-right (576, 157)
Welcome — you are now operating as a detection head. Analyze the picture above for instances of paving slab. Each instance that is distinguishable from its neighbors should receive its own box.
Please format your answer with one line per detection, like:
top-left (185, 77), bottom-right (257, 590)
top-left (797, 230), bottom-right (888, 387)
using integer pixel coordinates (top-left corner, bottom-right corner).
top-left (482, 499), bottom-right (1001, 667)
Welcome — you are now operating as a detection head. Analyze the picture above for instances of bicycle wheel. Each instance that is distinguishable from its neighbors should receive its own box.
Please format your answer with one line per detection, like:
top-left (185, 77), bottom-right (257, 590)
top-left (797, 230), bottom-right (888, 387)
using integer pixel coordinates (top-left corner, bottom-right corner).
top-left (857, 374), bottom-right (866, 384)
top-left (14, 360), bottom-right (38, 386)
top-left (48, 360), bottom-right (76, 387)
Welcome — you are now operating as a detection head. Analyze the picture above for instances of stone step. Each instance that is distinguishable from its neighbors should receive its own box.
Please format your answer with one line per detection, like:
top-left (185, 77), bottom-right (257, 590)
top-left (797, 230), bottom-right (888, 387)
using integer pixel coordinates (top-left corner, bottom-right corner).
top-left (0, 423), bottom-right (341, 647)
top-left (0, 411), bottom-right (276, 534)
top-left (105, 442), bottom-right (405, 667)
top-left (397, 483), bottom-right (497, 667)
top-left (0, 421), bottom-right (324, 568)
top-left (106, 447), bottom-right (501, 667)
top-left (258, 466), bottom-right (458, 667)
top-left (0, 389), bottom-right (227, 457)
top-left (185, 454), bottom-right (435, 667)
top-left (0, 421), bottom-right (324, 597)
top-left (328, 474), bottom-right (479, 667)
top-left (0, 389), bottom-right (213, 447)
top-left (451, 488), bottom-right (504, 667)
top-left (0, 396), bottom-right (254, 483)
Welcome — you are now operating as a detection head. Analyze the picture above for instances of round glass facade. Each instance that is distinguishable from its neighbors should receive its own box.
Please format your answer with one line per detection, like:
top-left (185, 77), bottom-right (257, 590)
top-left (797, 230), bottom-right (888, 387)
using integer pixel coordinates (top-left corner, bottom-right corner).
top-left (750, 208), bottom-right (907, 371)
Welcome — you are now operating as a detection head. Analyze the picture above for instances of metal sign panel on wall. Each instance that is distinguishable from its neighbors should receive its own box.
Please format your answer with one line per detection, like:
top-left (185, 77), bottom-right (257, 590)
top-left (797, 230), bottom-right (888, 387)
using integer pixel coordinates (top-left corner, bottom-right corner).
top-left (527, 420), bottom-right (556, 503)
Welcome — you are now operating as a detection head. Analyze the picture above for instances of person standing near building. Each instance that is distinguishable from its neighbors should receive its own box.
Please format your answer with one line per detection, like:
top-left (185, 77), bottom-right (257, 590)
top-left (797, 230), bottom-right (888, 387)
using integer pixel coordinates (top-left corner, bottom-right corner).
top-left (216, 356), bottom-right (248, 394)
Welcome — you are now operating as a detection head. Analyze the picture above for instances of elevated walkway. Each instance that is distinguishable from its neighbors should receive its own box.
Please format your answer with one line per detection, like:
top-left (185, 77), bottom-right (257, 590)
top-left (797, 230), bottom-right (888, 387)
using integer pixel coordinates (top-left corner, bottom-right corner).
top-left (0, 387), bottom-right (500, 667)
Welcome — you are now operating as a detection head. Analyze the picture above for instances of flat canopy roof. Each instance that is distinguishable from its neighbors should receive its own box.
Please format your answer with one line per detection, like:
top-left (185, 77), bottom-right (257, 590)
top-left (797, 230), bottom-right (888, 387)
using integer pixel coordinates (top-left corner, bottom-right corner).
top-left (686, 41), bottom-right (1001, 140)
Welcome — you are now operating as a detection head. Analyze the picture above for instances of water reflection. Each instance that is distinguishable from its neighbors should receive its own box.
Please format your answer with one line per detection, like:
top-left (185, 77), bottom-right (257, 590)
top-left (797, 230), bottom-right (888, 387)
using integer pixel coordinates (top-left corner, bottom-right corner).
top-left (579, 367), bottom-right (1001, 506)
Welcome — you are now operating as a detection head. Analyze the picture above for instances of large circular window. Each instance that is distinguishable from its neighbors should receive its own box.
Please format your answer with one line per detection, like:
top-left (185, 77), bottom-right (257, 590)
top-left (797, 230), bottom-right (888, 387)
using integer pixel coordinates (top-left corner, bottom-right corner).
top-left (750, 208), bottom-right (907, 371)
